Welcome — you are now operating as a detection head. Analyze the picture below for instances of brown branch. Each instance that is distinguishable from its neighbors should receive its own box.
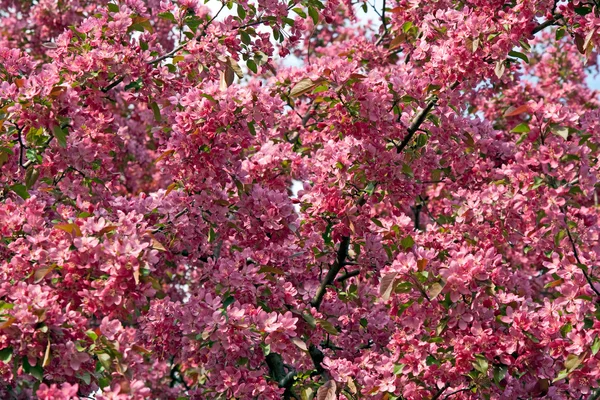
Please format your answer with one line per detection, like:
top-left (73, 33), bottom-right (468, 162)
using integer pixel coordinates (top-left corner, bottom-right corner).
top-left (149, 3), bottom-right (226, 65)
top-left (431, 384), bottom-right (450, 400)
top-left (265, 352), bottom-right (296, 398)
top-left (396, 81), bottom-right (459, 154)
top-left (561, 206), bottom-right (600, 298)
top-left (308, 344), bottom-right (324, 371)
top-left (15, 125), bottom-right (27, 169)
top-left (336, 269), bottom-right (360, 282)
top-left (532, 14), bottom-right (563, 35)
top-left (310, 236), bottom-right (351, 310)
top-left (396, 96), bottom-right (438, 154)
top-left (101, 76), bottom-right (125, 93)
top-left (310, 193), bottom-right (368, 310)
top-left (443, 387), bottom-right (474, 400)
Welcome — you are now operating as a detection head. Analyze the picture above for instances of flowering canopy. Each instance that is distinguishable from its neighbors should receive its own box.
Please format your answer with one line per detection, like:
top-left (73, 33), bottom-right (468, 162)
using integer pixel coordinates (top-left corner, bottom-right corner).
top-left (1, 0), bottom-right (600, 398)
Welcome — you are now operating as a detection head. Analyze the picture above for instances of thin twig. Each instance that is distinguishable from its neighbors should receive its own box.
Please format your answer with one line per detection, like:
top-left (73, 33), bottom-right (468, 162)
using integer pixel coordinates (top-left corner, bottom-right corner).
top-left (375, 0), bottom-right (388, 46)
top-left (23, 136), bottom-right (53, 169)
top-left (443, 387), bottom-right (473, 400)
top-left (149, 3), bottom-right (226, 65)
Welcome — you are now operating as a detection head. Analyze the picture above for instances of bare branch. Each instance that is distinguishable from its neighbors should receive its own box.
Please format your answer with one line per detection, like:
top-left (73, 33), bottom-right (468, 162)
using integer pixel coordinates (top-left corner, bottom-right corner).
top-left (532, 14), bottom-right (563, 35)
top-left (375, 0), bottom-right (388, 46)
top-left (443, 387), bottom-right (474, 400)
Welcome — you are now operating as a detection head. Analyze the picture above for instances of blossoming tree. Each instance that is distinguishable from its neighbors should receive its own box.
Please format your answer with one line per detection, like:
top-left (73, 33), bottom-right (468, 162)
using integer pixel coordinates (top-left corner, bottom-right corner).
top-left (1, 0), bottom-right (600, 398)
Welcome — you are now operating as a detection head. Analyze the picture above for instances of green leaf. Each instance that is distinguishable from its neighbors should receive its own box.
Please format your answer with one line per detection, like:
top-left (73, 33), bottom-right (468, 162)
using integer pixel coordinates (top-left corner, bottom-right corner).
top-left (402, 21), bottom-right (413, 33)
top-left (493, 365), bottom-right (507, 385)
top-left (414, 133), bottom-right (428, 148)
top-left (208, 226), bottom-right (216, 243)
top-left (107, 3), bottom-right (119, 12)
top-left (292, 7), bottom-right (306, 18)
top-left (97, 352), bottom-right (111, 368)
top-left (574, 6), bottom-right (592, 15)
top-left (222, 295), bottom-right (235, 309)
top-left (371, 218), bottom-right (384, 228)
top-left (592, 336), bottom-right (600, 355)
top-left (393, 363), bottom-right (405, 375)
top-left (312, 84), bottom-right (329, 94)
top-left (86, 330), bottom-right (98, 341)
top-left (52, 125), bottom-right (68, 148)
top-left (25, 167), bottom-right (40, 189)
top-left (237, 5), bottom-right (246, 19)
top-left (511, 123), bottom-right (530, 133)
top-left (260, 342), bottom-right (271, 355)
top-left (401, 235), bottom-right (414, 249)
top-left (124, 78), bottom-right (143, 91)
top-left (394, 281), bottom-right (413, 294)
top-left (308, 6), bottom-right (319, 24)
top-left (473, 355), bottom-right (489, 374)
top-left (23, 358), bottom-right (44, 381)
top-left (508, 50), bottom-right (529, 64)
top-left (158, 12), bottom-right (176, 22)
top-left (302, 312), bottom-right (317, 328)
top-left (530, 176), bottom-right (545, 190)
top-left (0, 347), bottom-right (12, 363)
top-left (553, 369), bottom-right (569, 382)
top-left (556, 26), bottom-right (566, 41)
top-left (317, 319), bottom-right (339, 335)
top-left (240, 31), bottom-right (251, 45)
top-left (565, 354), bottom-right (581, 372)
top-left (364, 182), bottom-right (376, 195)
top-left (247, 59), bottom-right (258, 73)
top-left (79, 372), bottom-right (91, 385)
top-left (150, 102), bottom-right (161, 122)
top-left (10, 184), bottom-right (30, 200)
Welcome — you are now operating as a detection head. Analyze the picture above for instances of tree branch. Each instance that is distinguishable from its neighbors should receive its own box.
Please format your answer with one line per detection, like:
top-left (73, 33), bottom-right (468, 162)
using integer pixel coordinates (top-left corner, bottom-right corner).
top-left (532, 14), bottom-right (563, 35)
top-left (308, 344), bottom-right (325, 376)
top-left (375, 0), bottom-right (388, 46)
top-left (310, 236), bottom-right (351, 310)
top-left (443, 387), bottom-right (474, 400)
top-left (431, 383), bottom-right (450, 400)
top-left (336, 269), bottom-right (360, 282)
top-left (265, 352), bottom-right (296, 398)
top-left (101, 76), bottom-right (125, 93)
top-left (396, 81), bottom-right (459, 154)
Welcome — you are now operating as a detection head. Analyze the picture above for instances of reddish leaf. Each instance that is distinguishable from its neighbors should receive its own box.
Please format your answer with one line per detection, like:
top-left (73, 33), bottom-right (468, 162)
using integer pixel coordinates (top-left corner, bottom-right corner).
top-left (380, 272), bottom-right (398, 301)
top-left (504, 104), bottom-right (529, 117)
top-left (316, 380), bottom-right (337, 400)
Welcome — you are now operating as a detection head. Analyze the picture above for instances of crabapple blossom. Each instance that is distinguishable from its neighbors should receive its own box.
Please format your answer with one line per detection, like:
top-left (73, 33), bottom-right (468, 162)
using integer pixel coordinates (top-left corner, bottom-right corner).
top-left (1, 0), bottom-right (600, 399)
